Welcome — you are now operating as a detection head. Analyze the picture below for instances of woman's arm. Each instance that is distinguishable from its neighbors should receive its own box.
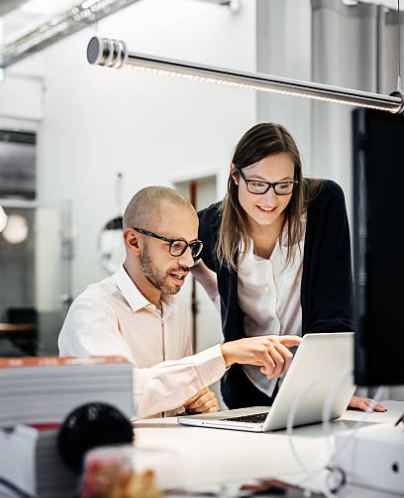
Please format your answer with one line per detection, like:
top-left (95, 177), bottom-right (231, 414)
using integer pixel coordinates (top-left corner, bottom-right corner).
top-left (191, 261), bottom-right (220, 312)
top-left (303, 180), bottom-right (354, 333)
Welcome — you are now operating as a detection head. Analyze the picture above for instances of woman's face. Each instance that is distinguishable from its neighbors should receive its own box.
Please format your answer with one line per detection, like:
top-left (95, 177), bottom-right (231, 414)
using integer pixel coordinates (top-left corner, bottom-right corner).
top-left (232, 152), bottom-right (295, 228)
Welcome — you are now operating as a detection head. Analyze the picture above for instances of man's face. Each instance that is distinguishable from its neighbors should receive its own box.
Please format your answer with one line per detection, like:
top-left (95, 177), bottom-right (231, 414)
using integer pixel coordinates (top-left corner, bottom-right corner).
top-left (139, 202), bottom-right (199, 295)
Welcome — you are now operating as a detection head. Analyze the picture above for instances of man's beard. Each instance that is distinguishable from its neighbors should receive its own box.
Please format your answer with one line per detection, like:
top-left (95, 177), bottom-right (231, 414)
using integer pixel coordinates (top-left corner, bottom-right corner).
top-left (140, 245), bottom-right (188, 295)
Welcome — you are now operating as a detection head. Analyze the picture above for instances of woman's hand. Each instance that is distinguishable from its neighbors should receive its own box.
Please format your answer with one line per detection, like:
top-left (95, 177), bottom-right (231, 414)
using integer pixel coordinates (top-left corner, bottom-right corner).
top-left (348, 396), bottom-right (387, 412)
top-left (221, 335), bottom-right (301, 379)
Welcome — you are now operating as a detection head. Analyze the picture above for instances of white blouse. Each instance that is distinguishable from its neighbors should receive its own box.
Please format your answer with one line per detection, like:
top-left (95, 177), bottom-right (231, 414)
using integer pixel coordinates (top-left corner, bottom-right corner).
top-left (238, 223), bottom-right (306, 397)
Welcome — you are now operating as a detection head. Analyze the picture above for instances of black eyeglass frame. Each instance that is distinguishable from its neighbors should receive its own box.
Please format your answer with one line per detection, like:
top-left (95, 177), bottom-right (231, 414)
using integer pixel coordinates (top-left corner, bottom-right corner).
top-left (132, 228), bottom-right (203, 258)
top-left (237, 167), bottom-right (299, 196)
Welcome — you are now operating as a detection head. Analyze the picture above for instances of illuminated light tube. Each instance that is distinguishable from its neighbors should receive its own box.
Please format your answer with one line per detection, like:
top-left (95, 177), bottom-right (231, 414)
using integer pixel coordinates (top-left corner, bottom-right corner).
top-left (87, 36), bottom-right (404, 114)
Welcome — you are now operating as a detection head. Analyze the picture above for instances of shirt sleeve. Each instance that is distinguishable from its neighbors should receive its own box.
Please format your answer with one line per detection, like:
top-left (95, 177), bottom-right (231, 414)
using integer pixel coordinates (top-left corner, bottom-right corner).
top-left (58, 295), bottom-right (226, 419)
top-left (134, 345), bottom-right (225, 419)
top-left (197, 203), bottom-right (221, 273)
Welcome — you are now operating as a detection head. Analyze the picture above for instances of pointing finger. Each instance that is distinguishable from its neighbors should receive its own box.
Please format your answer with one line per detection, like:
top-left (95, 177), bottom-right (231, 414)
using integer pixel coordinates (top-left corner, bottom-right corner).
top-left (279, 335), bottom-right (302, 348)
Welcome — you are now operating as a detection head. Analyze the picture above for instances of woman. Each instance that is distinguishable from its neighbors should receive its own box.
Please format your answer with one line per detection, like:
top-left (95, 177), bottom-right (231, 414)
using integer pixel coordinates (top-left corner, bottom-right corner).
top-left (193, 122), bottom-right (385, 413)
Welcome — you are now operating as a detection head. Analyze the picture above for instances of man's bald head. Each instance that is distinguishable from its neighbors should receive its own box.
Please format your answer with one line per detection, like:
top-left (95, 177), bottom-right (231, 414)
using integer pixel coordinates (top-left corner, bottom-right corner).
top-left (123, 186), bottom-right (194, 231)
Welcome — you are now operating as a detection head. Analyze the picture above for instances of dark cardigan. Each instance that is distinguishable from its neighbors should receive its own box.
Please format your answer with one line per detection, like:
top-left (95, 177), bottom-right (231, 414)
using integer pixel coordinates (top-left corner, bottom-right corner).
top-left (197, 179), bottom-right (354, 409)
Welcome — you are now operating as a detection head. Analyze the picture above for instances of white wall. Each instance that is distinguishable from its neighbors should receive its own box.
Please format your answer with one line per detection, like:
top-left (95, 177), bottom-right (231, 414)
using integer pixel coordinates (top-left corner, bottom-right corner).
top-left (257, 0), bottom-right (313, 174)
top-left (0, 54), bottom-right (44, 131)
top-left (10, 0), bottom-right (257, 297)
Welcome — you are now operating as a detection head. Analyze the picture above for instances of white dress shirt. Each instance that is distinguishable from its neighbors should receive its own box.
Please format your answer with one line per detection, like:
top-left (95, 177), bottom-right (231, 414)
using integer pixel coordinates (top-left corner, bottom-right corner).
top-left (237, 225), bottom-right (306, 398)
top-left (58, 265), bottom-right (226, 419)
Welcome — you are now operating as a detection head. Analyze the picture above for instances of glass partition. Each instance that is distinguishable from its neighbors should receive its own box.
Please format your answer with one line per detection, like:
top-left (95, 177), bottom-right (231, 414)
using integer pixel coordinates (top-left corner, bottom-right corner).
top-left (0, 201), bottom-right (72, 357)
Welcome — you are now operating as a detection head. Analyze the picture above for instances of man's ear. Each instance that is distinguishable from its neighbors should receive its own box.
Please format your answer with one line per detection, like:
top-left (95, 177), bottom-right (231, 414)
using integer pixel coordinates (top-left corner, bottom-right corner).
top-left (123, 228), bottom-right (141, 254)
top-left (230, 163), bottom-right (239, 185)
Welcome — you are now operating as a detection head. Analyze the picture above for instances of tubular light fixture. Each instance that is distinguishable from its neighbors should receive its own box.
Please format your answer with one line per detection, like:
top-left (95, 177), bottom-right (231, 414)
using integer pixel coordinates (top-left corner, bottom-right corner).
top-left (87, 37), bottom-right (404, 114)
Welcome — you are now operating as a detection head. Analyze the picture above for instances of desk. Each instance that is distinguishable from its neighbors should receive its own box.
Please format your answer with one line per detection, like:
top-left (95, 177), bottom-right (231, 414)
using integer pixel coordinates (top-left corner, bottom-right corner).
top-left (132, 400), bottom-right (404, 497)
top-left (0, 401), bottom-right (402, 498)
top-left (0, 323), bottom-right (37, 356)
top-left (0, 323), bottom-right (36, 333)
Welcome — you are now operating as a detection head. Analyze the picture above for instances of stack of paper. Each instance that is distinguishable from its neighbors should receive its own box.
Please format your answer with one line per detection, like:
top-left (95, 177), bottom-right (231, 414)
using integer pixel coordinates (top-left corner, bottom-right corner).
top-left (0, 356), bottom-right (136, 427)
top-left (0, 355), bottom-right (136, 497)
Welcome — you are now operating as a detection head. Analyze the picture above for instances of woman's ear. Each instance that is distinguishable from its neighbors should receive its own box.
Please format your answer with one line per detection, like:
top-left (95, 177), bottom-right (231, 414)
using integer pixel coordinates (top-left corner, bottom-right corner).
top-left (230, 163), bottom-right (239, 185)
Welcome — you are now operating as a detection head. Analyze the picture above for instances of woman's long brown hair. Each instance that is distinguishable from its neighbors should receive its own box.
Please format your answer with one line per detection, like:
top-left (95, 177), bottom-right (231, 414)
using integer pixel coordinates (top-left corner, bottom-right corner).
top-left (217, 123), bottom-right (322, 271)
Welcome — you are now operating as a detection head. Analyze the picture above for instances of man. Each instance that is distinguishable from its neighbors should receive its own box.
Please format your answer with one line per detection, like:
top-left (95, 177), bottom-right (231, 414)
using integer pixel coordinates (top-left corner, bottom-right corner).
top-left (59, 187), bottom-right (301, 419)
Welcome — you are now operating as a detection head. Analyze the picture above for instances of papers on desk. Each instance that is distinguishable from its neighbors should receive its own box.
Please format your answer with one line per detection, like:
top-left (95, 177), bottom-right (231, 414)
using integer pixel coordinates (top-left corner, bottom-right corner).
top-left (0, 356), bottom-right (136, 498)
top-left (0, 355), bottom-right (136, 427)
top-left (0, 424), bottom-right (78, 498)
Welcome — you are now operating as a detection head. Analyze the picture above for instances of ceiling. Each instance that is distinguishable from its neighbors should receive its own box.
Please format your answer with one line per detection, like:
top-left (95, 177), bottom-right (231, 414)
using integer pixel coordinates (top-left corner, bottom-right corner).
top-left (0, 0), bottom-right (30, 17)
top-left (1, 0), bottom-right (79, 44)
top-left (1, 0), bottom-right (402, 50)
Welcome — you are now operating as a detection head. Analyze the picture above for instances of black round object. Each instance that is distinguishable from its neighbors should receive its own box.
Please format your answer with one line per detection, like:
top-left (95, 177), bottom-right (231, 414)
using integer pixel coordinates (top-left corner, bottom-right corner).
top-left (57, 403), bottom-right (134, 474)
top-left (104, 216), bottom-right (123, 230)
top-left (87, 36), bottom-right (102, 65)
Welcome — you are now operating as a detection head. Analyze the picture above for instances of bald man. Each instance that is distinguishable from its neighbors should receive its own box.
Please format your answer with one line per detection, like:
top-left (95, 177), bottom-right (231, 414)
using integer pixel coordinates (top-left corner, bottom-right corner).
top-left (58, 187), bottom-right (301, 419)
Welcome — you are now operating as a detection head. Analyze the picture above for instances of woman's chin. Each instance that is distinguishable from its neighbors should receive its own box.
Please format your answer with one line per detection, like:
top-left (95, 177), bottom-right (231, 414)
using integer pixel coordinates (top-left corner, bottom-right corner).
top-left (248, 211), bottom-right (281, 227)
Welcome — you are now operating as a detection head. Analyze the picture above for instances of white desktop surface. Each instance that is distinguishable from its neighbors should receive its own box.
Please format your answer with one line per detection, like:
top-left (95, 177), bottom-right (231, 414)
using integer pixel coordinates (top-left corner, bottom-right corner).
top-left (132, 400), bottom-right (404, 496)
top-left (0, 401), bottom-right (402, 498)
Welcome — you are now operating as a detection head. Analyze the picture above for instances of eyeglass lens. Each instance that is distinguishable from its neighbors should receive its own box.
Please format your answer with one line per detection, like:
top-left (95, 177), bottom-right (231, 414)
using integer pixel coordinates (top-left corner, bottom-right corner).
top-left (247, 181), bottom-right (294, 195)
top-left (170, 240), bottom-right (202, 258)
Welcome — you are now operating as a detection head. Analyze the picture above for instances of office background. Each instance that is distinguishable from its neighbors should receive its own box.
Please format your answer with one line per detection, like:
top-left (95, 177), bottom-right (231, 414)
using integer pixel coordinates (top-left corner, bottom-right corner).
top-left (0, 0), bottom-right (403, 402)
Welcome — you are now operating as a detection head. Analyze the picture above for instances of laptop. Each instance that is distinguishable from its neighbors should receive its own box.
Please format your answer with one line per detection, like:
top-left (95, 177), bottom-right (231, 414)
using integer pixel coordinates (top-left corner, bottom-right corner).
top-left (178, 332), bottom-right (355, 432)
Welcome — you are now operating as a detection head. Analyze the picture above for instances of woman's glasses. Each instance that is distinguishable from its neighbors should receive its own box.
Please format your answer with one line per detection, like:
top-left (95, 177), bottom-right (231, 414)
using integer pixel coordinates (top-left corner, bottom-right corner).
top-left (237, 167), bottom-right (298, 196)
top-left (133, 228), bottom-right (203, 258)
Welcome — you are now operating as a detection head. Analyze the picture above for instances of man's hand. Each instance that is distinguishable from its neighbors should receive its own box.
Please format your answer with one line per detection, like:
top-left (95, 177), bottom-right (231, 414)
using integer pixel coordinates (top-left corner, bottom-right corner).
top-left (184, 387), bottom-right (220, 414)
top-left (348, 395), bottom-right (387, 412)
top-left (220, 335), bottom-right (301, 379)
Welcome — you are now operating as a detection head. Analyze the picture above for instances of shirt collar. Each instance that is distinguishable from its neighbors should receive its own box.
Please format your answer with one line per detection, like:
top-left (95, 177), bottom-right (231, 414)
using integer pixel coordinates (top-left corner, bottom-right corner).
top-left (113, 265), bottom-right (150, 313)
top-left (113, 265), bottom-right (176, 317)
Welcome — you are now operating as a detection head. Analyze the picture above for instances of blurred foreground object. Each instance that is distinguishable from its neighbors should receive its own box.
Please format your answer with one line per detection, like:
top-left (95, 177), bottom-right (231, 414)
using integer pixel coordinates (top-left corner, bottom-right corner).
top-left (58, 403), bottom-right (134, 474)
top-left (81, 446), bottom-right (163, 498)
top-left (0, 356), bottom-right (135, 427)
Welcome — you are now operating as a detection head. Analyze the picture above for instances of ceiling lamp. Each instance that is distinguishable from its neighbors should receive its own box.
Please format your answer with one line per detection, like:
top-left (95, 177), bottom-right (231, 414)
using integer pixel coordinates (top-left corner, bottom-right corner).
top-left (86, 36), bottom-right (404, 114)
top-left (1, 213), bottom-right (28, 244)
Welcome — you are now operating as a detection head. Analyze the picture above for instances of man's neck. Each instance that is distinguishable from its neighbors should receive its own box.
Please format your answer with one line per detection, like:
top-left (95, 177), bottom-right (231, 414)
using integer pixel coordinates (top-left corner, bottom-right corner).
top-left (123, 260), bottom-right (162, 309)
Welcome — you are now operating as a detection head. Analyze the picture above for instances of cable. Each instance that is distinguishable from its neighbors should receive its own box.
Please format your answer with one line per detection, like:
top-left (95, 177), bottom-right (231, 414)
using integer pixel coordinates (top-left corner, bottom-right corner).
top-left (326, 385), bottom-right (384, 468)
top-left (389, 0), bottom-right (404, 107)
top-left (321, 369), bottom-right (353, 455)
top-left (115, 171), bottom-right (123, 216)
top-left (0, 477), bottom-right (34, 498)
top-left (285, 369), bottom-right (383, 495)
top-left (396, 0), bottom-right (403, 91)
top-left (286, 370), bottom-right (349, 498)
top-left (398, 0), bottom-right (402, 91)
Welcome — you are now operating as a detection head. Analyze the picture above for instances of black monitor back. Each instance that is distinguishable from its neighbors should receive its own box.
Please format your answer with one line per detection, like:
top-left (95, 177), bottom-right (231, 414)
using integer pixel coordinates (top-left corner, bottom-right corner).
top-left (353, 108), bottom-right (404, 386)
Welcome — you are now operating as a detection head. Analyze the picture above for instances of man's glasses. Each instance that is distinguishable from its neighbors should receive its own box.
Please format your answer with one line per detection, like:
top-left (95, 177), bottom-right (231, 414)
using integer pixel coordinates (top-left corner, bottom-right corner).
top-left (133, 228), bottom-right (203, 259)
top-left (237, 167), bottom-right (298, 196)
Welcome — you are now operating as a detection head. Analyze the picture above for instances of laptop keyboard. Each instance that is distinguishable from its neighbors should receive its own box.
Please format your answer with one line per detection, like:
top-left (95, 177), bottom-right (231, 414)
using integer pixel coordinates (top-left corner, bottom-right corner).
top-left (223, 412), bottom-right (269, 424)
